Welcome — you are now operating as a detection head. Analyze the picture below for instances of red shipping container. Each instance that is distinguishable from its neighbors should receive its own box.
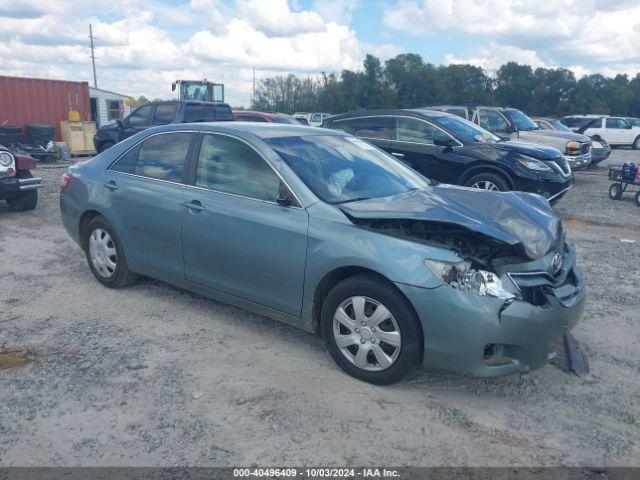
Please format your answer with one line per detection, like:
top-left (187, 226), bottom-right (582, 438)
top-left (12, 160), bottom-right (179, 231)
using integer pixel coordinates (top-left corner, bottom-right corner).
top-left (0, 75), bottom-right (90, 141)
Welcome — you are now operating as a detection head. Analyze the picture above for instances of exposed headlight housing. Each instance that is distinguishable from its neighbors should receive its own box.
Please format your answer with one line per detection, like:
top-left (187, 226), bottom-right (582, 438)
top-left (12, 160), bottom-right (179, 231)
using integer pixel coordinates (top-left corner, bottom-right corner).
top-left (0, 151), bottom-right (14, 167)
top-left (516, 157), bottom-right (553, 172)
top-left (566, 140), bottom-right (581, 156)
top-left (425, 259), bottom-right (515, 300)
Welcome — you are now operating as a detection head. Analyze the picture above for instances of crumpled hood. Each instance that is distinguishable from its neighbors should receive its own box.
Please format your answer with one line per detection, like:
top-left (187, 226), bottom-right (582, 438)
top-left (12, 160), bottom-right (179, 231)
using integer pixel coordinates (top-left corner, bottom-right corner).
top-left (340, 185), bottom-right (562, 260)
top-left (520, 129), bottom-right (590, 143)
top-left (489, 139), bottom-right (562, 160)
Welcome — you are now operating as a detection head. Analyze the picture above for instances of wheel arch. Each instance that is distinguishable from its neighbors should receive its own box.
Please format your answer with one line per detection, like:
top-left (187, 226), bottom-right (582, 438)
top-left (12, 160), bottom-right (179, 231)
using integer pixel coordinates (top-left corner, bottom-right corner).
top-left (310, 266), bottom-right (424, 362)
top-left (78, 209), bottom-right (108, 250)
top-left (457, 164), bottom-right (515, 190)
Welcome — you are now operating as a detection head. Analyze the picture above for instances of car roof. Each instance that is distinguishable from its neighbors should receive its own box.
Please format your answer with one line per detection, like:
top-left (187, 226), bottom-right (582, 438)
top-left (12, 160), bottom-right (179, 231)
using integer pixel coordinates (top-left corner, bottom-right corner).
top-left (150, 121), bottom-right (341, 139)
top-left (328, 108), bottom-right (455, 122)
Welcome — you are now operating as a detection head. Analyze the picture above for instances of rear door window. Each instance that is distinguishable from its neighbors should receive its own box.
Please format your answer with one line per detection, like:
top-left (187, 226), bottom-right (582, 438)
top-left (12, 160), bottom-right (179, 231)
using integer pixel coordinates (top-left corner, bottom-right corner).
top-left (183, 104), bottom-right (233, 122)
top-left (395, 117), bottom-right (449, 144)
top-left (336, 117), bottom-right (394, 140)
top-left (112, 132), bottom-right (193, 182)
top-left (153, 104), bottom-right (178, 125)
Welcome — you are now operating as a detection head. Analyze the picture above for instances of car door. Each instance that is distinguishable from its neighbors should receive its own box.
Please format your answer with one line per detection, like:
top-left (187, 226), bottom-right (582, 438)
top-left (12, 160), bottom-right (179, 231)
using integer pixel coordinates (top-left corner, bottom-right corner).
top-left (181, 133), bottom-right (308, 316)
top-left (389, 116), bottom-right (462, 183)
top-left (102, 131), bottom-right (195, 278)
top-left (119, 104), bottom-right (155, 141)
top-left (476, 108), bottom-right (512, 138)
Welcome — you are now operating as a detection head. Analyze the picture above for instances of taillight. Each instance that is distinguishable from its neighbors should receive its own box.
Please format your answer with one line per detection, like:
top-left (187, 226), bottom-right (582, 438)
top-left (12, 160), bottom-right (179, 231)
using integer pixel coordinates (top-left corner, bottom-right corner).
top-left (61, 173), bottom-right (73, 189)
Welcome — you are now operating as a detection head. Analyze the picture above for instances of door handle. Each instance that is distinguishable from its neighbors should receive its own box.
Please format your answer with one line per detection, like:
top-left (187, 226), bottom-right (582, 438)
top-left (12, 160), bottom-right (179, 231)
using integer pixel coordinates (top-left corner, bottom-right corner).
top-left (103, 181), bottom-right (119, 191)
top-left (391, 152), bottom-right (405, 158)
top-left (182, 200), bottom-right (206, 212)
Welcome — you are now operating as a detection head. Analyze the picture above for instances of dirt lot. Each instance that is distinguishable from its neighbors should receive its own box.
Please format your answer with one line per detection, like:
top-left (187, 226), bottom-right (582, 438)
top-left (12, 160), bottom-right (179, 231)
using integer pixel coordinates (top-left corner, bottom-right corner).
top-left (1, 150), bottom-right (639, 467)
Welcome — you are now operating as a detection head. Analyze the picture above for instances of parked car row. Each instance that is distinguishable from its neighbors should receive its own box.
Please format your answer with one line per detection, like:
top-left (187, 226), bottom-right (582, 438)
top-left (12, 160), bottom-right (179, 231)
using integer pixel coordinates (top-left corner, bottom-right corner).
top-left (560, 115), bottom-right (640, 150)
top-left (61, 122), bottom-right (585, 384)
top-left (427, 105), bottom-right (594, 170)
top-left (323, 109), bottom-right (574, 203)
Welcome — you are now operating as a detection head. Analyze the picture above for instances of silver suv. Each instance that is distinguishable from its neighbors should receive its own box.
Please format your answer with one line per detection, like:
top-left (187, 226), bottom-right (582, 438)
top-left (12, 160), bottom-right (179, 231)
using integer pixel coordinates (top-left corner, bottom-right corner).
top-left (430, 105), bottom-right (592, 170)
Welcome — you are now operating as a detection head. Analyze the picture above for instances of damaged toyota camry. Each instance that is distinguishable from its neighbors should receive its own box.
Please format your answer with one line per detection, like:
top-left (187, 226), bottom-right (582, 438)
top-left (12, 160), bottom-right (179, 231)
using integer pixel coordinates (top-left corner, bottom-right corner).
top-left (60, 123), bottom-right (585, 384)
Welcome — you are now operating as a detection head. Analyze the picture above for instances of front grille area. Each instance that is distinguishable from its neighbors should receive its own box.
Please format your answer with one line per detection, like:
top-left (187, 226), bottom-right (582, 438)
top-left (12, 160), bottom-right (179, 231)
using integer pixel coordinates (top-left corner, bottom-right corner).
top-left (552, 156), bottom-right (571, 175)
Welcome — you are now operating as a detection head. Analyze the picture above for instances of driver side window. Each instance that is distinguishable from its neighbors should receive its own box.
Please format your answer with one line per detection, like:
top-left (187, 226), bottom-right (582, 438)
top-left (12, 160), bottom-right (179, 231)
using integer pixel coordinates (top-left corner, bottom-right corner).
top-left (127, 105), bottom-right (153, 127)
top-left (395, 117), bottom-right (449, 144)
top-left (195, 134), bottom-right (281, 203)
top-left (479, 110), bottom-right (509, 132)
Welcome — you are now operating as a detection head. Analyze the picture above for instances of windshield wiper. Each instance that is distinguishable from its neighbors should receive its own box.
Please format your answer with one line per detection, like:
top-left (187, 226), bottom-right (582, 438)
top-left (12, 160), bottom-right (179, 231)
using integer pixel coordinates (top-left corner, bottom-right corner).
top-left (332, 196), bottom-right (372, 204)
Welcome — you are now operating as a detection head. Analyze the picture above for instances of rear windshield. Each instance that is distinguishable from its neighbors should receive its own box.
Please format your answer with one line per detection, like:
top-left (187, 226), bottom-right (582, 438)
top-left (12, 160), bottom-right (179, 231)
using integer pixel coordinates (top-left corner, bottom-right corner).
top-left (271, 116), bottom-right (303, 125)
top-left (183, 104), bottom-right (233, 122)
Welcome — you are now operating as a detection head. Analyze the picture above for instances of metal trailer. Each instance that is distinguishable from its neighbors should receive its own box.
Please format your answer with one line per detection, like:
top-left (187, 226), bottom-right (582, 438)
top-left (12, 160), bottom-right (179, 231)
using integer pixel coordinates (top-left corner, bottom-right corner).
top-left (608, 164), bottom-right (640, 207)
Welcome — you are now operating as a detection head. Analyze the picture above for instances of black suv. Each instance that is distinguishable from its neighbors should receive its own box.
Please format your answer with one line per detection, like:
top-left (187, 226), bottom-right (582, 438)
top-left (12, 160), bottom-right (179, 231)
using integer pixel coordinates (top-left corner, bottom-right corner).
top-left (323, 109), bottom-right (574, 203)
top-left (93, 101), bottom-right (234, 153)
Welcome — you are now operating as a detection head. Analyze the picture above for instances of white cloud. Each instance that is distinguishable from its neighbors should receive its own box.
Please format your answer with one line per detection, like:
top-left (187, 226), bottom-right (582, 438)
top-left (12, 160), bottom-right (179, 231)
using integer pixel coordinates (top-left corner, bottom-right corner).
top-left (384, 0), bottom-right (640, 77)
top-left (444, 44), bottom-right (549, 74)
top-left (0, 0), bottom-right (400, 106)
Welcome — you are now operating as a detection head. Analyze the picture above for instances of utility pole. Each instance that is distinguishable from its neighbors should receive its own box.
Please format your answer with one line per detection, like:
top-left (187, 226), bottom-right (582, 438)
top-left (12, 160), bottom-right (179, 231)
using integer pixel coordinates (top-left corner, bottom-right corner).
top-left (89, 24), bottom-right (98, 88)
top-left (252, 67), bottom-right (255, 107)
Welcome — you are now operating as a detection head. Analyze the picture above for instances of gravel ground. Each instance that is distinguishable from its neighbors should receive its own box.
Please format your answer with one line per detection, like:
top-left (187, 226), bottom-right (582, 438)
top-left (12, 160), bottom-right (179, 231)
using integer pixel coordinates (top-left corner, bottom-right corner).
top-left (1, 149), bottom-right (639, 467)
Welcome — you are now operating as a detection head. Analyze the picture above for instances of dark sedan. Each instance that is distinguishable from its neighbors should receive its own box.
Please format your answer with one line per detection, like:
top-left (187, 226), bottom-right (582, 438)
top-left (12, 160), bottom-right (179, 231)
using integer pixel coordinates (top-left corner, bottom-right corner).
top-left (323, 109), bottom-right (574, 203)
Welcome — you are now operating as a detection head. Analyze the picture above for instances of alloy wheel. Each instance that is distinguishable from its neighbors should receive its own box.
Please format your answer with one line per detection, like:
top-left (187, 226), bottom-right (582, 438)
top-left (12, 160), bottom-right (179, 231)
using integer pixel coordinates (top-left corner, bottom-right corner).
top-left (332, 296), bottom-right (401, 371)
top-left (471, 180), bottom-right (500, 191)
top-left (89, 228), bottom-right (117, 278)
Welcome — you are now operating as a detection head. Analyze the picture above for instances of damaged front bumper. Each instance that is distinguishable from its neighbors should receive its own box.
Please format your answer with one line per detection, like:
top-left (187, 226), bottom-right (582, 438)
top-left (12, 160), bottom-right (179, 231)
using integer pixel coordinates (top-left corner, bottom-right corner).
top-left (396, 246), bottom-right (585, 377)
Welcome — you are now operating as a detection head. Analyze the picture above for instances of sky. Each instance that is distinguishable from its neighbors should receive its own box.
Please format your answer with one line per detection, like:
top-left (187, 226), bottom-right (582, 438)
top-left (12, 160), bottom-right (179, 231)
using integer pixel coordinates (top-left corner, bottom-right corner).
top-left (1, 0), bottom-right (640, 107)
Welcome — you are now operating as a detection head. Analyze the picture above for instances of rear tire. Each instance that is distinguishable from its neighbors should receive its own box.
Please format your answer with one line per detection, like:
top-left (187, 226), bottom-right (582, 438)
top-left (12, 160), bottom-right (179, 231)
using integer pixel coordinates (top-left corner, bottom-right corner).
top-left (464, 172), bottom-right (510, 192)
top-left (320, 274), bottom-right (422, 385)
top-left (609, 183), bottom-right (623, 200)
top-left (84, 216), bottom-right (138, 288)
top-left (635, 191), bottom-right (640, 207)
top-left (633, 136), bottom-right (640, 150)
top-left (6, 190), bottom-right (38, 212)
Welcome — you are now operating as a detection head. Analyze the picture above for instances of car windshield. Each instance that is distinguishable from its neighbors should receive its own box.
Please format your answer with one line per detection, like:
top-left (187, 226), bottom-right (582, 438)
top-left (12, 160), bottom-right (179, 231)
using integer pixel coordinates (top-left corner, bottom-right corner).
top-left (506, 109), bottom-right (538, 131)
top-left (431, 115), bottom-right (500, 143)
top-left (550, 120), bottom-right (572, 132)
top-left (264, 135), bottom-right (429, 204)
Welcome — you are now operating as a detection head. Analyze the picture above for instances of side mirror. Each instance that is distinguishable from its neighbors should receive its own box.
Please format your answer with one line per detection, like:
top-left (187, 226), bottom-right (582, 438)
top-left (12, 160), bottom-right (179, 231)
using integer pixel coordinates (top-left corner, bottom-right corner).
top-left (116, 119), bottom-right (124, 129)
top-left (434, 138), bottom-right (456, 148)
top-left (171, 82), bottom-right (176, 92)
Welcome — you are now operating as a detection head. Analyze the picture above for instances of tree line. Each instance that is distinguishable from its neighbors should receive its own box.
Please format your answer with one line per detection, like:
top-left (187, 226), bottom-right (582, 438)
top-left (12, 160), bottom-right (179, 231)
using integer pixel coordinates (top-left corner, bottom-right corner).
top-left (251, 54), bottom-right (640, 118)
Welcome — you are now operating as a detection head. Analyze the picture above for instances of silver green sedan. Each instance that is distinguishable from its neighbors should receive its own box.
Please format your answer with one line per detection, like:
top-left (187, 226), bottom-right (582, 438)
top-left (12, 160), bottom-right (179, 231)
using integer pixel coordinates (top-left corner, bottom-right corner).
top-left (60, 122), bottom-right (585, 384)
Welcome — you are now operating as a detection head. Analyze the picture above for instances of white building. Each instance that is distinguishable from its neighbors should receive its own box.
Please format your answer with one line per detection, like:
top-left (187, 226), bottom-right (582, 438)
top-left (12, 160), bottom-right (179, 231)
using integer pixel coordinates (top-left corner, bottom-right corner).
top-left (89, 87), bottom-right (132, 127)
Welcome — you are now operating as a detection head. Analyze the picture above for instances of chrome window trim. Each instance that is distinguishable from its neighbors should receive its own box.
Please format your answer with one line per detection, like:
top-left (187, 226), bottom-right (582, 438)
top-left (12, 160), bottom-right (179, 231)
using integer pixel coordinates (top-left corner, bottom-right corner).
top-left (108, 129), bottom-right (304, 210)
top-left (332, 114), bottom-right (464, 147)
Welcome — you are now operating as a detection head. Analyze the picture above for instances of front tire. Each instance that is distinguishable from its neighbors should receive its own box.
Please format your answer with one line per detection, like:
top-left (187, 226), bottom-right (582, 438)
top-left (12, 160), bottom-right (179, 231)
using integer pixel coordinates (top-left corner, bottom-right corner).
top-left (321, 274), bottom-right (422, 385)
top-left (633, 136), bottom-right (640, 150)
top-left (464, 172), bottom-right (510, 192)
top-left (635, 191), bottom-right (640, 207)
top-left (609, 183), bottom-right (623, 200)
top-left (84, 216), bottom-right (138, 288)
